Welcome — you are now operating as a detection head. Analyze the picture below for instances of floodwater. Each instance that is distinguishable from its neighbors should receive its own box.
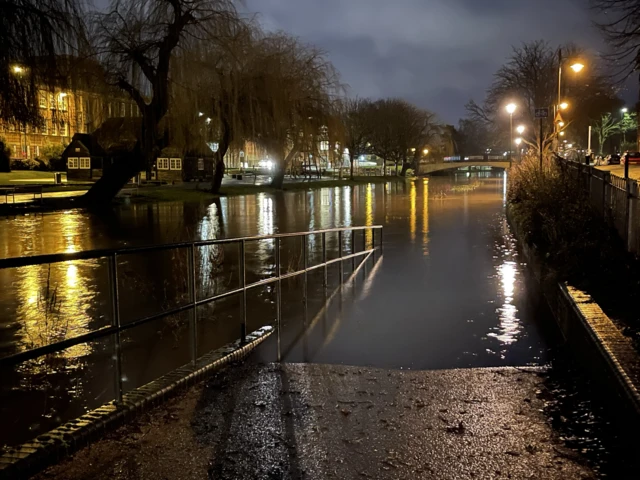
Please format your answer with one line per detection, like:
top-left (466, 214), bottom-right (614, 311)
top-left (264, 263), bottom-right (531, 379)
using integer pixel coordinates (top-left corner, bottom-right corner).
top-left (0, 171), bottom-right (555, 448)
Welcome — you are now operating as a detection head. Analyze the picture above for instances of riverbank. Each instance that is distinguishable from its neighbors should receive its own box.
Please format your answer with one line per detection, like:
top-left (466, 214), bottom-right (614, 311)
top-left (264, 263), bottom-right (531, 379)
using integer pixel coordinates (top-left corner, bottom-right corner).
top-left (0, 175), bottom-right (402, 215)
top-left (506, 156), bottom-right (640, 425)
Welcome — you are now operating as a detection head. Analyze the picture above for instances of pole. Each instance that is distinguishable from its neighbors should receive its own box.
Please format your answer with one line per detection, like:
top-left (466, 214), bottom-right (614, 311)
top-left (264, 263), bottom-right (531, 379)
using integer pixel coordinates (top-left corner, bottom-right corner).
top-left (539, 117), bottom-right (544, 171)
top-left (509, 113), bottom-right (513, 167)
top-left (555, 48), bottom-right (562, 152)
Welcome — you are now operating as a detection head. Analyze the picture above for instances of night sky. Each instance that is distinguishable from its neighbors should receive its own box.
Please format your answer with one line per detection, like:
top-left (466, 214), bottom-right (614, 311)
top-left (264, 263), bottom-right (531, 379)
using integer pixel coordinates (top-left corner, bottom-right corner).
top-left (245, 0), bottom-right (607, 124)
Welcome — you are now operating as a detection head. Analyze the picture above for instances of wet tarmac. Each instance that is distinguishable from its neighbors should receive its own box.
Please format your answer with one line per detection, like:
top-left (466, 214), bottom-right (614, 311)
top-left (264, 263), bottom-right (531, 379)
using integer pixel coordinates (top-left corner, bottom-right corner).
top-left (34, 362), bottom-right (597, 479)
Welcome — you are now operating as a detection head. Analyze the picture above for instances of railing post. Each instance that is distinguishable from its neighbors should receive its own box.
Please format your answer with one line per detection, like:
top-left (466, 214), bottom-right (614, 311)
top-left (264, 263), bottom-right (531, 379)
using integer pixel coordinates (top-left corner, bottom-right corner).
top-left (240, 240), bottom-right (247, 344)
top-left (363, 228), bottom-right (367, 273)
top-left (275, 236), bottom-right (281, 362)
top-left (351, 229), bottom-right (356, 271)
top-left (380, 228), bottom-right (384, 254)
top-left (108, 254), bottom-right (123, 404)
top-left (322, 231), bottom-right (327, 288)
top-left (188, 244), bottom-right (197, 367)
top-left (302, 234), bottom-right (308, 305)
top-left (338, 230), bottom-right (343, 279)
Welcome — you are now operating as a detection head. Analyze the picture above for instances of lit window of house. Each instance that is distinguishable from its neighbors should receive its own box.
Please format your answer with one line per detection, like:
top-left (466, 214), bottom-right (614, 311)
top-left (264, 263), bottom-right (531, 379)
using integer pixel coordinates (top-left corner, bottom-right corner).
top-left (9, 123), bottom-right (15, 132)
top-left (197, 158), bottom-right (204, 170)
top-left (41, 121), bottom-right (48, 135)
top-left (320, 141), bottom-right (329, 151)
top-left (67, 157), bottom-right (79, 169)
top-left (58, 94), bottom-right (68, 111)
top-left (13, 145), bottom-right (19, 157)
top-left (120, 102), bottom-right (126, 117)
top-left (51, 121), bottom-right (57, 136)
top-left (170, 158), bottom-right (182, 170)
top-left (49, 94), bottom-right (55, 109)
top-left (61, 122), bottom-right (68, 137)
top-left (34, 146), bottom-right (40, 158)
top-left (79, 157), bottom-right (90, 169)
top-left (39, 92), bottom-right (47, 109)
top-left (157, 158), bottom-right (169, 170)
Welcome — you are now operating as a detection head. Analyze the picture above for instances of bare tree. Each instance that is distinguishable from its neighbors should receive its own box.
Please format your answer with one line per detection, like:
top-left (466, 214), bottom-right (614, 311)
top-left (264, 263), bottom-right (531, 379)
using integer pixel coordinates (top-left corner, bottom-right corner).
top-left (592, 0), bottom-right (640, 78)
top-left (83, 0), bottom-right (238, 204)
top-left (367, 99), bottom-right (440, 176)
top-left (335, 97), bottom-right (373, 180)
top-left (593, 113), bottom-right (620, 154)
top-left (0, 0), bottom-right (85, 125)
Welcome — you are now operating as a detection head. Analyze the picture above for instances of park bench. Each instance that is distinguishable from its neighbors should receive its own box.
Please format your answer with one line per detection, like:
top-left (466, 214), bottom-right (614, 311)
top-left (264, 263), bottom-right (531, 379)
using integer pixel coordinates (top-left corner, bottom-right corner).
top-left (0, 187), bottom-right (15, 203)
top-left (15, 185), bottom-right (43, 202)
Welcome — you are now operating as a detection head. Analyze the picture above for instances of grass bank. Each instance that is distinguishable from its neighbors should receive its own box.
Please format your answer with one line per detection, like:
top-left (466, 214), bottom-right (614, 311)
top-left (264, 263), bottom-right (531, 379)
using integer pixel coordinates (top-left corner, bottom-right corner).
top-left (508, 154), bottom-right (640, 350)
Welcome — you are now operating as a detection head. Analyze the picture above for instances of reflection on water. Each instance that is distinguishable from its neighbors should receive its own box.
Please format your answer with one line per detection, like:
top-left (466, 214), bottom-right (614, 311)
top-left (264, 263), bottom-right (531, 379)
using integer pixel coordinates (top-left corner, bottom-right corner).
top-left (0, 170), bottom-right (555, 447)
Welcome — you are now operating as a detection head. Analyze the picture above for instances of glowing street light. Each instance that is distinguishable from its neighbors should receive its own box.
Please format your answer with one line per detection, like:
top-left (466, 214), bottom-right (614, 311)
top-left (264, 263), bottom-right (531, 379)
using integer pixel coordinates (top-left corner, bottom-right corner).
top-left (559, 131), bottom-right (565, 136)
top-left (11, 65), bottom-right (24, 74)
top-left (422, 148), bottom-right (429, 155)
top-left (559, 102), bottom-right (569, 110)
top-left (516, 125), bottom-right (525, 135)
top-left (558, 121), bottom-right (565, 127)
top-left (514, 138), bottom-right (522, 146)
top-left (505, 103), bottom-right (517, 115)
top-left (410, 147), bottom-right (416, 152)
top-left (198, 112), bottom-right (204, 117)
top-left (570, 63), bottom-right (585, 73)
top-left (622, 107), bottom-right (628, 113)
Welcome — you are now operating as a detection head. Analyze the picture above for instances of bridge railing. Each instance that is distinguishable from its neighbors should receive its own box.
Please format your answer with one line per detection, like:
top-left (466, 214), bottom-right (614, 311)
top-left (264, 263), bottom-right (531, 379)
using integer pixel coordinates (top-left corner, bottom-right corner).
top-left (0, 226), bottom-right (382, 426)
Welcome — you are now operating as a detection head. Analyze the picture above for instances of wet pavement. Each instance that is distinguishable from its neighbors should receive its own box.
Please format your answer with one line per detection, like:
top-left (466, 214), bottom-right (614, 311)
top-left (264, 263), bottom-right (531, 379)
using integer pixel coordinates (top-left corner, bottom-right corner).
top-left (33, 362), bottom-right (596, 480)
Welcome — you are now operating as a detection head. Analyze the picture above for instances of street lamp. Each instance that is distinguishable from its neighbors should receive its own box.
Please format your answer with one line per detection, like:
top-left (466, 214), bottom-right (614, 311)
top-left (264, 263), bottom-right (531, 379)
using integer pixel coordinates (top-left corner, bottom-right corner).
top-left (11, 65), bottom-right (24, 74)
top-left (506, 103), bottom-right (517, 163)
top-left (559, 102), bottom-right (569, 110)
top-left (556, 49), bottom-right (584, 150)
top-left (516, 125), bottom-right (525, 135)
top-left (622, 107), bottom-right (628, 113)
top-left (423, 148), bottom-right (429, 155)
top-left (515, 137), bottom-right (522, 162)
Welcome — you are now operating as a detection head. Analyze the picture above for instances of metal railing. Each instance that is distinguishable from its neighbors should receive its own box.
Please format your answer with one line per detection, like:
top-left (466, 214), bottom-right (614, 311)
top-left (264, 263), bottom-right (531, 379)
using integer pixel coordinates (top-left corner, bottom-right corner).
top-left (0, 225), bottom-right (383, 405)
top-left (559, 158), bottom-right (640, 255)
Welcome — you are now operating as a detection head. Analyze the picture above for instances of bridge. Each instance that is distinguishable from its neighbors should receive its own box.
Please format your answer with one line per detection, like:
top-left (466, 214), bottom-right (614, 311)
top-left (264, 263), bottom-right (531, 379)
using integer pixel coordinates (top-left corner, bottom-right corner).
top-left (419, 155), bottom-right (512, 175)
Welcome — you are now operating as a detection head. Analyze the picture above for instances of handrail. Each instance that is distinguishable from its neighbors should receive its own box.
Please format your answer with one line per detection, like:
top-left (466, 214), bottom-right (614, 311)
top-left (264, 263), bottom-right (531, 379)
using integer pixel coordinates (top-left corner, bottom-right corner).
top-left (0, 225), bottom-right (383, 270)
top-left (0, 226), bottom-right (382, 370)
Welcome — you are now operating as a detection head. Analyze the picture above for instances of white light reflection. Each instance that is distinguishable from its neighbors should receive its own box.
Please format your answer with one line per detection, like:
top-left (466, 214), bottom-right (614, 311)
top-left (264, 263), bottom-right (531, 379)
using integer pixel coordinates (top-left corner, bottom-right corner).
top-left (503, 170), bottom-right (507, 205)
top-left (489, 261), bottom-right (521, 346)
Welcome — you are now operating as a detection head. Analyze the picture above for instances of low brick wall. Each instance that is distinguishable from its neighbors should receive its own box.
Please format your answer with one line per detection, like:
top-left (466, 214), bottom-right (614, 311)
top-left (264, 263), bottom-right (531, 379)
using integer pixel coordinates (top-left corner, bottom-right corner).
top-left (0, 326), bottom-right (273, 479)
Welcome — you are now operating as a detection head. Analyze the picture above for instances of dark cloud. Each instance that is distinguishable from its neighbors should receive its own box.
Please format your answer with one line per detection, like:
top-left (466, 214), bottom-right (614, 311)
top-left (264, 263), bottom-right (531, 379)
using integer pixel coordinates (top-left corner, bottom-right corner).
top-left (245, 0), bottom-right (605, 124)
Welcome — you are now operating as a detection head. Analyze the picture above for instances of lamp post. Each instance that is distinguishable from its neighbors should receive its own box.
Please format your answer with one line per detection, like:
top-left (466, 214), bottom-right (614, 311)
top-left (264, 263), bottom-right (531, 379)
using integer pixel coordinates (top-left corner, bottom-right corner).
top-left (515, 137), bottom-right (522, 162)
top-left (555, 48), bottom-right (584, 150)
top-left (506, 103), bottom-right (517, 165)
top-left (621, 107), bottom-right (629, 149)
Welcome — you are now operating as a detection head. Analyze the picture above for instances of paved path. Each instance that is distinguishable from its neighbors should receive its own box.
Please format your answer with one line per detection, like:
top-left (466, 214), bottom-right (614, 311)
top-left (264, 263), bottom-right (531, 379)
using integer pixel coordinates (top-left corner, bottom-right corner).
top-left (594, 164), bottom-right (640, 181)
top-left (34, 363), bottom-right (596, 479)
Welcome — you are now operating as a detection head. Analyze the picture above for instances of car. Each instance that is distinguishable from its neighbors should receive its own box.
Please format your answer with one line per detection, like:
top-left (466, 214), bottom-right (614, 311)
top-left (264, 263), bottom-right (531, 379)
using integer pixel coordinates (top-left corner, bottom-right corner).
top-left (605, 154), bottom-right (621, 165)
top-left (621, 152), bottom-right (640, 165)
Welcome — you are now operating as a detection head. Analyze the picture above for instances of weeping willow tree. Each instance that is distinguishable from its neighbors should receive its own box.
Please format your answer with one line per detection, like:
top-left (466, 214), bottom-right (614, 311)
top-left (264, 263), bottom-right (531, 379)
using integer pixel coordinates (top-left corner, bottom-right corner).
top-left (0, 0), bottom-right (85, 126)
top-left (82, 0), bottom-right (238, 205)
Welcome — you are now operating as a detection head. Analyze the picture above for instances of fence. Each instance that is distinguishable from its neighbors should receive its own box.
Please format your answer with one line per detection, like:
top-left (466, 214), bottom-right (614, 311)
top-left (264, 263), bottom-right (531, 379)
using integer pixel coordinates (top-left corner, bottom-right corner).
top-left (0, 225), bottom-right (383, 442)
top-left (560, 159), bottom-right (640, 255)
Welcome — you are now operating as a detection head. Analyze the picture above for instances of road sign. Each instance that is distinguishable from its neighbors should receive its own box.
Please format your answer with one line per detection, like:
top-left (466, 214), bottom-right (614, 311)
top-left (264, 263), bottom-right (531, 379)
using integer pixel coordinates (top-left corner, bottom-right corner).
top-left (535, 108), bottom-right (549, 118)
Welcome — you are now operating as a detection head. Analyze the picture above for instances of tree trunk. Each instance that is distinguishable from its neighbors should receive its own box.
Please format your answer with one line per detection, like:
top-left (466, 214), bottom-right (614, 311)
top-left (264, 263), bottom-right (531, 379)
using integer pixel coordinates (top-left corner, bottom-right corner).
top-left (211, 116), bottom-right (231, 194)
top-left (270, 146), bottom-right (299, 189)
top-left (400, 162), bottom-right (409, 176)
top-left (395, 162), bottom-right (399, 176)
top-left (349, 151), bottom-right (354, 180)
top-left (83, 107), bottom-right (157, 205)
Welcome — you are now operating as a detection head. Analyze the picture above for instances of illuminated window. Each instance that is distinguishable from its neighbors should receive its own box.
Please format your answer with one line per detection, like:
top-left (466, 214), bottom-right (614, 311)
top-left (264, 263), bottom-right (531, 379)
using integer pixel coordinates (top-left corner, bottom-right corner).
top-left (120, 102), bottom-right (126, 117)
top-left (197, 158), bottom-right (204, 170)
top-left (51, 121), bottom-right (57, 136)
top-left (13, 145), bottom-right (19, 157)
top-left (170, 158), bottom-right (182, 170)
top-left (35, 146), bottom-right (40, 158)
top-left (9, 123), bottom-right (15, 132)
top-left (60, 122), bottom-right (68, 137)
top-left (41, 121), bottom-right (48, 135)
top-left (79, 157), bottom-right (90, 169)
top-left (157, 158), bottom-right (169, 170)
top-left (39, 93), bottom-right (47, 108)
top-left (49, 94), bottom-right (55, 109)
top-left (320, 141), bottom-right (329, 151)
top-left (67, 157), bottom-right (79, 169)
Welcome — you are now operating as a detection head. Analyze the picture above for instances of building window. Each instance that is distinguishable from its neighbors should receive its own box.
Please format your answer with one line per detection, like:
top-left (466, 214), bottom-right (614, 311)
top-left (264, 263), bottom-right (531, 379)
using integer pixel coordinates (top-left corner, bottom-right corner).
top-left (135, 104), bottom-right (140, 116)
top-left (49, 94), bottom-right (55, 109)
top-left (78, 95), bottom-right (83, 111)
top-left (9, 123), bottom-right (15, 132)
top-left (120, 102), bottom-right (126, 117)
top-left (39, 93), bottom-right (47, 109)
top-left (35, 146), bottom-right (40, 158)
top-left (13, 145), bottom-right (19, 157)
top-left (170, 158), bottom-right (182, 170)
top-left (58, 94), bottom-right (68, 111)
top-left (197, 158), bottom-right (204, 170)
top-left (67, 157), bottom-right (79, 169)
top-left (61, 122), bottom-right (68, 137)
top-left (79, 157), bottom-right (90, 169)
top-left (157, 158), bottom-right (169, 170)
top-left (320, 141), bottom-right (329, 151)
top-left (41, 121), bottom-right (48, 135)
top-left (51, 121), bottom-right (57, 136)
